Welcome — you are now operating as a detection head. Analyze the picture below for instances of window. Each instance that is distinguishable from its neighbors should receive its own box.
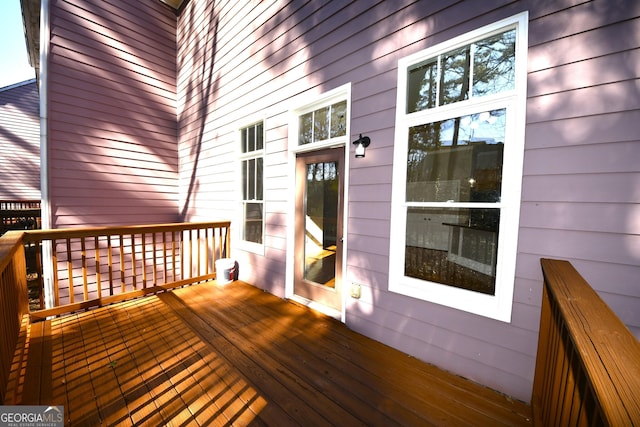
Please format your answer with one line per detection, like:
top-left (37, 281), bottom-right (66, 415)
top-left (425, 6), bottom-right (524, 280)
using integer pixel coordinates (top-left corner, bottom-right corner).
top-left (298, 100), bottom-right (347, 146)
top-left (240, 122), bottom-right (264, 248)
top-left (389, 13), bottom-right (528, 322)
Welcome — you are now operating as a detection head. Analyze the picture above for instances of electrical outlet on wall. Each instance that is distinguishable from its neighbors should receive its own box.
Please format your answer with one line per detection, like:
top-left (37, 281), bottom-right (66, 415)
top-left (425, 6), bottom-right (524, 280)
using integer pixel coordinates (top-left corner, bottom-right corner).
top-left (350, 283), bottom-right (361, 299)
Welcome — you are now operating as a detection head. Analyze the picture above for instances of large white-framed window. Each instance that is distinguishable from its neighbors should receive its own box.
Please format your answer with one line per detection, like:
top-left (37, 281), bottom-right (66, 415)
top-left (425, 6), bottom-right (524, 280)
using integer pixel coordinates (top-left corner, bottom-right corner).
top-left (389, 13), bottom-right (528, 322)
top-left (239, 120), bottom-right (265, 253)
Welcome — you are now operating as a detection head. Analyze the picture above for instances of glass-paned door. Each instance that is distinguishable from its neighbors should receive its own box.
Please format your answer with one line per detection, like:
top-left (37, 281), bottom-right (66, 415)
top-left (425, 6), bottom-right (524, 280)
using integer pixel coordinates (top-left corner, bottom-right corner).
top-left (294, 148), bottom-right (344, 312)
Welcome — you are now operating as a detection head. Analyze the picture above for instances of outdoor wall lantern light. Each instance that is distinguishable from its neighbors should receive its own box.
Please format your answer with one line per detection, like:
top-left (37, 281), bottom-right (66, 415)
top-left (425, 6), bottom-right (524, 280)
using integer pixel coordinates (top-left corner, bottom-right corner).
top-left (352, 134), bottom-right (371, 158)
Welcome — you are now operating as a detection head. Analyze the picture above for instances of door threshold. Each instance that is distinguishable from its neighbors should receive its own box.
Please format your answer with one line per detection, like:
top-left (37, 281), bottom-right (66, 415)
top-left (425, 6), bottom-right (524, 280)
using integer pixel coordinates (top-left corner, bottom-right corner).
top-left (289, 294), bottom-right (342, 321)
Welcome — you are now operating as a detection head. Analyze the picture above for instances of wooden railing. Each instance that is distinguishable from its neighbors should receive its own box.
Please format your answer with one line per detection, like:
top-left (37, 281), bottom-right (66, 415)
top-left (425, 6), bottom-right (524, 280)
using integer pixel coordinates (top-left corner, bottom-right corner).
top-left (0, 200), bottom-right (41, 235)
top-left (0, 200), bottom-right (41, 210)
top-left (0, 231), bottom-right (29, 404)
top-left (21, 221), bottom-right (231, 320)
top-left (533, 258), bottom-right (640, 426)
top-left (0, 221), bottom-right (231, 402)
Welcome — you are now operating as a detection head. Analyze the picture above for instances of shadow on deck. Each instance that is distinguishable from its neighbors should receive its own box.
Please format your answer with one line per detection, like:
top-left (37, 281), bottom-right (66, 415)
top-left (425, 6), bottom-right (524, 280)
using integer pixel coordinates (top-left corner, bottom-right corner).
top-left (6, 280), bottom-right (532, 426)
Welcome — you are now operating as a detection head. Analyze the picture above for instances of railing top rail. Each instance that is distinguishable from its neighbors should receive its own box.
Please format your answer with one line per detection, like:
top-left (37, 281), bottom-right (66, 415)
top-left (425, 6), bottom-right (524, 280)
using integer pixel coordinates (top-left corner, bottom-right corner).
top-left (540, 258), bottom-right (640, 426)
top-left (22, 221), bottom-right (231, 242)
top-left (0, 200), bottom-right (41, 210)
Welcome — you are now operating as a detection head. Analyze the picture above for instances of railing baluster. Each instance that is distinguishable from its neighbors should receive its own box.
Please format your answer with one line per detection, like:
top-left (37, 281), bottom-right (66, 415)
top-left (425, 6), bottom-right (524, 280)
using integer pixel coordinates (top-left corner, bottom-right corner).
top-left (172, 230), bottom-right (177, 282)
top-left (188, 229), bottom-right (193, 279)
top-left (35, 240), bottom-right (44, 309)
top-left (162, 231), bottom-right (168, 283)
top-left (51, 239), bottom-right (60, 307)
top-left (205, 228), bottom-right (210, 275)
top-left (66, 238), bottom-right (73, 304)
top-left (131, 234), bottom-right (136, 290)
top-left (81, 237), bottom-right (88, 301)
top-left (152, 232), bottom-right (157, 285)
top-left (95, 236), bottom-right (101, 299)
top-left (119, 235), bottom-right (125, 293)
top-left (141, 233), bottom-right (147, 289)
top-left (107, 235), bottom-right (114, 295)
top-left (196, 228), bottom-right (202, 278)
top-left (180, 230), bottom-right (185, 280)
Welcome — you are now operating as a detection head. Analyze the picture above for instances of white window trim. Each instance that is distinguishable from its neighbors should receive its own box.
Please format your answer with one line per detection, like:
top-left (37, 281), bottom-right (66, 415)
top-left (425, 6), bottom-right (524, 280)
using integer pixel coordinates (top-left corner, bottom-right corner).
top-left (237, 115), bottom-right (266, 255)
top-left (388, 12), bottom-right (528, 322)
top-left (288, 84), bottom-right (352, 154)
top-left (285, 83), bottom-right (352, 321)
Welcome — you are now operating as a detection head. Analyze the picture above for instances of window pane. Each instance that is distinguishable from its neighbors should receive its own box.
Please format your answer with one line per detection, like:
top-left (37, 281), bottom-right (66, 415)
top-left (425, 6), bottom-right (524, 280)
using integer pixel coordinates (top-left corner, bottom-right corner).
top-left (247, 126), bottom-right (255, 152)
top-left (247, 158), bottom-right (256, 200)
top-left (241, 128), bottom-right (248, 153)
top-left (440, 46), bottom-right (471, 106)
top-left (406, 109), bottom-right (505, 203)
top-left (256, 123), bottom-right (264, 150)
top-left (407, 58), bottom-right (438, 113)
top-left (473, 30), bottom-right (516, 97)
top-left (243, 202), bottom-right (263, 244)
top-left (241, 159), bottom-right (248, 199)
top-left (313, 106), bottom-right (330, 142)
top-left (330, 101), bottom-right (347, 137)
top-left (256, 157), bottom-right (263, 200)
top-left (404, 207), bottom-right (499, 295)
top-left (299, 112), bottom-right (313, 145)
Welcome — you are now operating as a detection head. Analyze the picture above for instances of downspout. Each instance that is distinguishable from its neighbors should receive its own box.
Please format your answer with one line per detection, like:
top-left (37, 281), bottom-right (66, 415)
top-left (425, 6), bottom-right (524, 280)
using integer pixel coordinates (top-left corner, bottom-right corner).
top-left (38, 0), bottom-right (54, 309)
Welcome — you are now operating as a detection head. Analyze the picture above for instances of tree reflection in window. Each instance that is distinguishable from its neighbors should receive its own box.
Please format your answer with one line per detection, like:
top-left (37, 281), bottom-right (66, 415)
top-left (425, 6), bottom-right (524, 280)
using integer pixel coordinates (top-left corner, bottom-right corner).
top-left (407, 29), bottom-right (515, 113)
top-left (406, 109), bottom-right (505, 203)
top-left (299, 101), bottom-right (347, 145)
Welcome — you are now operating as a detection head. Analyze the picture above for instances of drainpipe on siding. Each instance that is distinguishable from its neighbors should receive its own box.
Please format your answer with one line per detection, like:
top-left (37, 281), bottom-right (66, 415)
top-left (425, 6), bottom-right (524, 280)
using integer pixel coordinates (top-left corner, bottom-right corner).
top-left (39, 0), bottom-right (54, 309)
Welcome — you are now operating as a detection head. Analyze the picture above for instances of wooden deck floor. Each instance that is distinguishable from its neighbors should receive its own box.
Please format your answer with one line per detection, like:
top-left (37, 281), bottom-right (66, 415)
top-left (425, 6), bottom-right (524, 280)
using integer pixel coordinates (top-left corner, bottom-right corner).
top-left (6, 281), bottom-right (532, 426)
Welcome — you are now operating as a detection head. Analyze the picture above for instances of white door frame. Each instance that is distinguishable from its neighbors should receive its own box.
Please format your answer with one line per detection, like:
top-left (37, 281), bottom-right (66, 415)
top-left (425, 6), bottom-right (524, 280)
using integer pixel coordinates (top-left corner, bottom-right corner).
top-left (285, 83), bottom-right (351, 321)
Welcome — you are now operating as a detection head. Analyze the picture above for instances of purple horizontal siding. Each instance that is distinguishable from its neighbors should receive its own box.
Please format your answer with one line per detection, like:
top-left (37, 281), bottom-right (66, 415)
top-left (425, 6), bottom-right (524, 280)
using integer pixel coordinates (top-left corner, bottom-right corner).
top-left (48, 0), bottom-right (178, 228)
top-left (0, 80), bottom-right (40, 200)
top-left (522, 0), bottom-right (640, 341)
top-left (173, 0), bottom-right (639, 403)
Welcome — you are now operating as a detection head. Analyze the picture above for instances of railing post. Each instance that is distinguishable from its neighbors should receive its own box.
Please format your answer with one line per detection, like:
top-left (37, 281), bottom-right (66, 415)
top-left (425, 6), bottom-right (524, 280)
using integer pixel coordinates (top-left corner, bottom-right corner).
top-left (533, 258), bottom-right (640, 426)
top-left (0, 231), bottom-right (29, 403)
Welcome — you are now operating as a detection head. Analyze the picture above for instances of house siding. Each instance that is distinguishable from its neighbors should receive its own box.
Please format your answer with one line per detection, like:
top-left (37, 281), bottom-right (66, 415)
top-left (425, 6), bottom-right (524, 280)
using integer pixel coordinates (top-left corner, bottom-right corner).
top-left (40, 0), bottom-right (640, 404)
top-left (47, 0), bottom-right (179, 228)
top-left (176, 0), bottom-right (640, 402)
top-left (0, 80), bottom-right (40, 200)
top-left (522, 0), bottom-right (640, 341)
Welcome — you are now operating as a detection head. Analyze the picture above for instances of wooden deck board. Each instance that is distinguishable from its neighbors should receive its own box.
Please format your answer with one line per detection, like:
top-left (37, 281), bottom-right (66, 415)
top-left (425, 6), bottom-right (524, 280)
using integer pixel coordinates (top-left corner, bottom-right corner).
top-left (7, 281), bottom-right (532, 426)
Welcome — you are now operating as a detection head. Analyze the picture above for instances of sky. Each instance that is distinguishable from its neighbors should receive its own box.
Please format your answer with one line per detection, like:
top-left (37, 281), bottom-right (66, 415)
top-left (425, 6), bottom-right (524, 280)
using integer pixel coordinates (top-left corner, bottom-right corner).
top-left (0, 0), bottom-right (36, 88)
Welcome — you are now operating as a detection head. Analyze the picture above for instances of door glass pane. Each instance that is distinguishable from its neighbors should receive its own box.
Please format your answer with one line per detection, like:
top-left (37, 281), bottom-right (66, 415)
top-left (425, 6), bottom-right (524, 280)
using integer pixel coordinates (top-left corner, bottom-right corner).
top-left (405, 207), bottom-right (499, 295)
top-left (406, 108), bottom-right (505, 203)
top-left (304, 161), bottom-right (338, 287)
